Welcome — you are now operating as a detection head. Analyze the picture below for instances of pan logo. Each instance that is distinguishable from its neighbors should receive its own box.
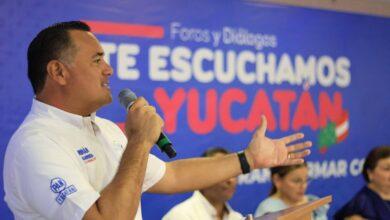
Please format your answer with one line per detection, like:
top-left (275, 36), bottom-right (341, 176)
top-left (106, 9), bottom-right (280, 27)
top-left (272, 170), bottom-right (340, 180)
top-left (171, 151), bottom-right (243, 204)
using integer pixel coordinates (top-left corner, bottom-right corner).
top-left (50, 177), bottom-right (77, 205)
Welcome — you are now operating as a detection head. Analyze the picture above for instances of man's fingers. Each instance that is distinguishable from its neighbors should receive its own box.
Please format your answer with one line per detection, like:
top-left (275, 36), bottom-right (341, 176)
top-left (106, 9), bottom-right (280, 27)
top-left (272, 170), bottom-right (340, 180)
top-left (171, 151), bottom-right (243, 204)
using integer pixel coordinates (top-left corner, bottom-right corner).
top-left (287, 141), bottom-right (312, 152)
top-left (280, 132), bottom-right (304, 144)
top-left (130, 97), bottom-right (149, 110)
top-left (255, 115), bottom-right (267, 137)
top-left (287, 149), bottom-right (311, 160)
top-left (283, 149), bottom-right (311, 165)
top-left (283, 158), bottom-right (305, 166)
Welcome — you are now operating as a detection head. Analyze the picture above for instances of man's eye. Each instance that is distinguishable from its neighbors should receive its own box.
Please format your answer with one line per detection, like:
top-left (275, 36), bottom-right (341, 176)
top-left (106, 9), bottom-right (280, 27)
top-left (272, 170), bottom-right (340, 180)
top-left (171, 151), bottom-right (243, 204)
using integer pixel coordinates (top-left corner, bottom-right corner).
top-left (94, 59), bottom-right (101, 63)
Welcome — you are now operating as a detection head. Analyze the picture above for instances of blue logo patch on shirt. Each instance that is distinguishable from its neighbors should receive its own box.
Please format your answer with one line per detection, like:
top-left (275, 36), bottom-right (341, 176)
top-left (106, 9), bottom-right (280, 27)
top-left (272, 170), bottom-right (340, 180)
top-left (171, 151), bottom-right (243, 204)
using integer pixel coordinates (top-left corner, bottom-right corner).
top-left (77, 147), bottom-right (96, 163)
top-left (50, 177), bottom-right (77, 205)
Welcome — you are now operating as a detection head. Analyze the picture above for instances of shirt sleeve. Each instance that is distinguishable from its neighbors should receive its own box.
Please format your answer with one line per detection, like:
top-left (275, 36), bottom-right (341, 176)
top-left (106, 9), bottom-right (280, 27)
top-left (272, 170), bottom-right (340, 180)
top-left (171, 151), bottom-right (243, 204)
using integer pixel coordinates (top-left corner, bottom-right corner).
top-left (14, 134), bottom-right (100, 220)
top-left (142, 154), bottom-right (166, 192)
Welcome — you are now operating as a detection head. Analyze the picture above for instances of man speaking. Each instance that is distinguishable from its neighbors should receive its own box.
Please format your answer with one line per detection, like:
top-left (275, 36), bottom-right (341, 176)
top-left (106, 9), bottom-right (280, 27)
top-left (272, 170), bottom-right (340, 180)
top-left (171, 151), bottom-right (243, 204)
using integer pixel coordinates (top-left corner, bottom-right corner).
top-left (3, 21), bottom-right (311, 220)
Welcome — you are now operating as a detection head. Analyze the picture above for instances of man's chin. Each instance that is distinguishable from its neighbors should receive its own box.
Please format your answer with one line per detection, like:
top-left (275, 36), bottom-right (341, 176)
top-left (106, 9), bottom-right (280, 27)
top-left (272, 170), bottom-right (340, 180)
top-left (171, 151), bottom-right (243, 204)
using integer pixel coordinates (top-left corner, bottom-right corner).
top-left (104, 96), bottom-right (113, 105)
top-left (99, 95), bottom-right (113, 107)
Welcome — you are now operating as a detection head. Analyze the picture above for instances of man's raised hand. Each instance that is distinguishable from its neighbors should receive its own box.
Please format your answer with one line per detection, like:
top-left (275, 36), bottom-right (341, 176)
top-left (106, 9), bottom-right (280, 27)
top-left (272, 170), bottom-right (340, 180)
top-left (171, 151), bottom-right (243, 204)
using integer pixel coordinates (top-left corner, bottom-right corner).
top-left (244, 115), bottom-right (312, 169)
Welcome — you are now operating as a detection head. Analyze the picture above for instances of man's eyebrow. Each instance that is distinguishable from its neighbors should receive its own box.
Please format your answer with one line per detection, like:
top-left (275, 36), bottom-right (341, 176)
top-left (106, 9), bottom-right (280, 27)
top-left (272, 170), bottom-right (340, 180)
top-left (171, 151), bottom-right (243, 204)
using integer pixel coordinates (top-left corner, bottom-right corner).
top-left (92, 52), bottom-right (104, 59)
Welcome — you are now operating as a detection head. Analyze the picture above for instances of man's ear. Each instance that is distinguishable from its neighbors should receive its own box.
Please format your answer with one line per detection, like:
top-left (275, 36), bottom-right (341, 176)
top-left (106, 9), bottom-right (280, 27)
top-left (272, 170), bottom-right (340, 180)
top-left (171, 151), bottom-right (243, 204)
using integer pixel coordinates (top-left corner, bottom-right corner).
top-left (46, 60), bottom-right (68, 85)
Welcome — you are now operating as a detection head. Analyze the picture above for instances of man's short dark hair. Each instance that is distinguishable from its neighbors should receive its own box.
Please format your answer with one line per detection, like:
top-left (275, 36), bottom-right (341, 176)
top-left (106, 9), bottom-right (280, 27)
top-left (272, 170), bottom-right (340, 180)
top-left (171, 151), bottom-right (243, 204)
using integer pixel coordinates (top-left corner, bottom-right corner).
top-left (27, 21), bottom-right (91, 94)
top-left (201, 147), bottom-right (229, 158)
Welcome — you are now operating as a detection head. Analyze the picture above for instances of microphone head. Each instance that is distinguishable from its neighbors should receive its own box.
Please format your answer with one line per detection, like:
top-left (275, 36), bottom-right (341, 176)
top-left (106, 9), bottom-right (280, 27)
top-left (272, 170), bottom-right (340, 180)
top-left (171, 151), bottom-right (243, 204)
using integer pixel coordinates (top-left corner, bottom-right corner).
top-left (118, 88), bottom-right (137, 110)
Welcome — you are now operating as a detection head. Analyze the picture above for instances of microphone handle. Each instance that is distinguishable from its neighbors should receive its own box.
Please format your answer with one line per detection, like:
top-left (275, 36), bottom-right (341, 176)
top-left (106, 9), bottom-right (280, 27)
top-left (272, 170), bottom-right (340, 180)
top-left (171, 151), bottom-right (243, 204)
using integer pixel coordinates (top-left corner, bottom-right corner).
top-left (156, 133), bottom-right (177, 158)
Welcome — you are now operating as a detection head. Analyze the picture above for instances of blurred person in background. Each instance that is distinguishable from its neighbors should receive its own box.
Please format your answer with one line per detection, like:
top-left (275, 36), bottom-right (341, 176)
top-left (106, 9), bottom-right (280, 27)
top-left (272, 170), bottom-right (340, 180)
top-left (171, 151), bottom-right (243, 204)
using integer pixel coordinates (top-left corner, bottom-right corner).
top-left (334, 146), bottom-right (390, 220)
top-left (254, 163), bottom-right (328, 219)
top-left (163, 147), bottom-right (243, 220)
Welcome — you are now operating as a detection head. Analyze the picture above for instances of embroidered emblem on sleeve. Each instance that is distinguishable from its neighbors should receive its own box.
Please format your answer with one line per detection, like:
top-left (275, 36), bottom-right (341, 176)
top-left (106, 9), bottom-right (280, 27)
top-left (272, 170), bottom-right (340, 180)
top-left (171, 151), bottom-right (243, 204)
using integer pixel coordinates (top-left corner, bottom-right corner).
top-left (50, 177), bottom-right (77, 205)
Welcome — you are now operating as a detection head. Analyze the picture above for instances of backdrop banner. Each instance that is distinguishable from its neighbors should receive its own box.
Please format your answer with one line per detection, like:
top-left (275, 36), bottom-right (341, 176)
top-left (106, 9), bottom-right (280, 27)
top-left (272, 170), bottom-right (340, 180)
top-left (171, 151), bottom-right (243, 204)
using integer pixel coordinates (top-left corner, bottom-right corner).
top-left (1, 0), bottom-right (389, 219)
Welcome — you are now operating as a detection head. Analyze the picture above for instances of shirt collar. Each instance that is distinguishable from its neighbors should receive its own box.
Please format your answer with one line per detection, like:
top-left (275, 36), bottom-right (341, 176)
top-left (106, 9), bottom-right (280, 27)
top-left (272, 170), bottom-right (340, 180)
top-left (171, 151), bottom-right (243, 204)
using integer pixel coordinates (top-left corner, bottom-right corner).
top-left (31, 99), bottom-right (97, 129)
top-left (193, 190), bottom-right (233, 216)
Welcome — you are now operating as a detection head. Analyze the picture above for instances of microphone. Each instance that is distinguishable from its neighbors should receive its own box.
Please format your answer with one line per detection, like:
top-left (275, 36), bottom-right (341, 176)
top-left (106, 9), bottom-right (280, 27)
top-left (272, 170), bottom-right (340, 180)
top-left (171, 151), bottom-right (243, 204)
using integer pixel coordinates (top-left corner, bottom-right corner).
top-left (118, 88), bottom-right (177, 158)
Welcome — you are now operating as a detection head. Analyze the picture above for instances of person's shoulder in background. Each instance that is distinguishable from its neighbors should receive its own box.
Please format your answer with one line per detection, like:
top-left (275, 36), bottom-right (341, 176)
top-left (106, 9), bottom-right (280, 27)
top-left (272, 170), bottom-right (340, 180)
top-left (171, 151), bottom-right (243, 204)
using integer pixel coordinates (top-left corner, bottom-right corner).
top-left (333, 186), bottom-right (375, 220)
top-left (254, 196), bottom-right (287, 217)
top-left (162, 195), bottom-right (194, 220)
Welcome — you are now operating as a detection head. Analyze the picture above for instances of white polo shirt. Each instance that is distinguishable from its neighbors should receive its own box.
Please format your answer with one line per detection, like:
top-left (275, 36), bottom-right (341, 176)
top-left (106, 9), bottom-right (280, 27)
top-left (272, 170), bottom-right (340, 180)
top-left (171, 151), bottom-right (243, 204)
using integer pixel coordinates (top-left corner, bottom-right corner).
top-left (3, 99), bottom-right (166, 220)
top-left (163, 191), bottom-right (243, 220)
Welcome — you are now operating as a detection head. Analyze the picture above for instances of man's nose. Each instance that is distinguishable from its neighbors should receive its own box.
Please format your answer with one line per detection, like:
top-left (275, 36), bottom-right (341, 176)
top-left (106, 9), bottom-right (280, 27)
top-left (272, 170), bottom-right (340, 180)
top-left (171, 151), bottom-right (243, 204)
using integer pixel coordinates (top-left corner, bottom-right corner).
top-left (103, 60), bottom-right (113, 76)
